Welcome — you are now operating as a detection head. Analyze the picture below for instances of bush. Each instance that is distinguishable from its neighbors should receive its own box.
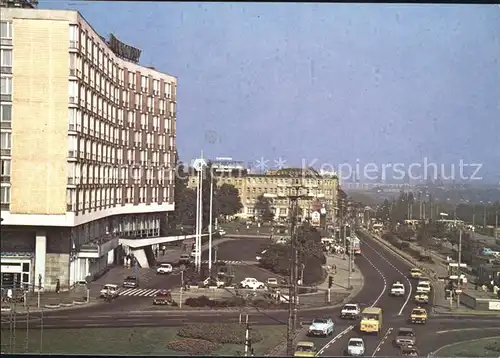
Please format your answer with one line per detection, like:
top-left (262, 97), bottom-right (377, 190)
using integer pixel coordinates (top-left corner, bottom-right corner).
top-left (167, 338), bottom-right (220, 354)
top-left (184, 295), bottom-right (213, 307)
top-left (213, 296), bottom-right (246, 307)
top-left (178, 323), bottom-right (263, 344)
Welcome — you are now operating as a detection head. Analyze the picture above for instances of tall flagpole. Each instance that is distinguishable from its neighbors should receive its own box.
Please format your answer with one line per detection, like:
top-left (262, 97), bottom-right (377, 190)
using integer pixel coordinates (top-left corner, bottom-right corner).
top-left (209, 175), bottom-right (214, 274)
top-left (195, 169), bottom-right (201, 271)
top-left (198, 152), bottom-right (204, 274)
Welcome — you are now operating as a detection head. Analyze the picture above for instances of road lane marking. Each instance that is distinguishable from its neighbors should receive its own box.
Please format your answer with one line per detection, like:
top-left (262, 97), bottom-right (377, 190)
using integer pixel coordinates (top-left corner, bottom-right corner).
top-left (316, 325), bottom-right (353, 356)
top-left (316, 245), bottom-right (388, 356)
top-left (371, 327), bottom-right (393, 357)
top-left (360, 235), bottom-right (412, 316)
top-left (437, 327), bottom-right (500, 334)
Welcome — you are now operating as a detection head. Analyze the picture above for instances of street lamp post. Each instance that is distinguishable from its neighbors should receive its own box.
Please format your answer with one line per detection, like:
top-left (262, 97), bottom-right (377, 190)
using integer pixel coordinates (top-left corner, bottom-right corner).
top-left (208, 173), bottom-right (214, 275)
top-left (193, 155), bottom-right (207, 274)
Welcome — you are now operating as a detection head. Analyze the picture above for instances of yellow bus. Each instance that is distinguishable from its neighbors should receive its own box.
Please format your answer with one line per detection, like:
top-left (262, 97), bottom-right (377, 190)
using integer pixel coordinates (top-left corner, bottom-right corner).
top-left (359, 307), bottom-right (383, 333)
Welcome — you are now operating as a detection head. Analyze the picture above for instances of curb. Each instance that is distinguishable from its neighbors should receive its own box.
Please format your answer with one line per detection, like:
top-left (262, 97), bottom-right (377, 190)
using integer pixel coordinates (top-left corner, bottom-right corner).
top-left (45, 303), bottom-right (61, 309)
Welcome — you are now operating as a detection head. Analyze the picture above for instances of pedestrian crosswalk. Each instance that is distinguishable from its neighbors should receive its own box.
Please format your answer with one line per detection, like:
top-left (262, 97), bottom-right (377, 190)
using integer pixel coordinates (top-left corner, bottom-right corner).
top-left (201, 260), bottom-right (243, 265)
top-left (119, 288), bottom-right (162, 297)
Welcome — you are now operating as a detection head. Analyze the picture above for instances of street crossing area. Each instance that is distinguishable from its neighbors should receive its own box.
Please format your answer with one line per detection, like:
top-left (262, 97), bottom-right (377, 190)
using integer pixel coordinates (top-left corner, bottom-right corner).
top-left (201, 260), bottom-right (243, 265)
top-left (119, 288), bottom-right (162, 297)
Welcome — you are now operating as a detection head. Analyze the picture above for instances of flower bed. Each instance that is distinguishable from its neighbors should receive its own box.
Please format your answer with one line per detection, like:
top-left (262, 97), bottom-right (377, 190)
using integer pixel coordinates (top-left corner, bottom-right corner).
top-left (167, 338), bottom-right (221, 354)
top-left (177, 323), bottom-right (263, 344)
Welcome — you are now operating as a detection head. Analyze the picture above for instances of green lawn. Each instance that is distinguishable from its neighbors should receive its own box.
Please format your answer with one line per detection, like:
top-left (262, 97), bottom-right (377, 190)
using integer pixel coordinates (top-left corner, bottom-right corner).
top-left (1, 325), bottom-right (286, 356)
top-left (223, 221), bottom-right (275, 235)
top-left (437, 337), bottom-right (500, 358)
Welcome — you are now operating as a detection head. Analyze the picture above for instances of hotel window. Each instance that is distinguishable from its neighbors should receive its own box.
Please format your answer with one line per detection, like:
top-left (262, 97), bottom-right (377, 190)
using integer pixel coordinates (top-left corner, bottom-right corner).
top-left (153, 79), bottom-right (159, 94)
top-left (69, 81), bottom-right (78, 103)
top-left (1, 132), bottom-right (11, 153)
top-left (69, 25), bottom-right (78, 48)
top-left (140, 114), bottom-right (147, 129)
top-left (141, 76), bottom-right (147, 91)
top-left (0, 186), bottom-right (10, 206)
top-left (0, 103), bottom-right (11, 128)
top-left (0, 22), bottom-right (13, 39)
top-left (0, 49), bottom-right (12, 72)
top-left (1, 159), bottom-right (10, 179)
top-left (1, 76), bottom-right (12, 95)
top-left (164, 82), bottom-right (171, 98)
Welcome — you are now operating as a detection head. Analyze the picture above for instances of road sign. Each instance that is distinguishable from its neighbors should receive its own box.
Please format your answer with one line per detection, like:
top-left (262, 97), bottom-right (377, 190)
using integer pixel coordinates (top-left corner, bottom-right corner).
top-left (193, 158), bottom-right (207, 171)
top-left (85, 275), bottom-right (92, 284)
top-left (179, 264), bottom-right (186, 271)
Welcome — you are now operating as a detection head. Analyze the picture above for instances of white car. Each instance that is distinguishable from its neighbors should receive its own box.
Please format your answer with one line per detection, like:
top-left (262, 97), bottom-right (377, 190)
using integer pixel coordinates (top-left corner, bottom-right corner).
top-left (416, 281), bottom-right (431, 294)
top-left (156, 263), bottom-right (173, 274)
top-left (240, 277), bottom-right (265, 290)
top-left (307, 317), bottom-right (335, 337)
top-left (347, 337), bottom-right (365, 356)
top-left (340, 303), bottom-right (361, 319)
top-left (390, 282), bottom-right (405, 297)
top-left (100, 284), bottom-right (119, 298)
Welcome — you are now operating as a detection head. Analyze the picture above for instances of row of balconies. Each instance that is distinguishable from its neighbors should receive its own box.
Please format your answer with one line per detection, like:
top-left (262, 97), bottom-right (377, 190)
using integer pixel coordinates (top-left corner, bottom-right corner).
top-left (66, 198), bottom-right (163, 213)
top-left (70, 42), bottom-right (175, 101)
top-left (67, 176), bottom-right (172, 186)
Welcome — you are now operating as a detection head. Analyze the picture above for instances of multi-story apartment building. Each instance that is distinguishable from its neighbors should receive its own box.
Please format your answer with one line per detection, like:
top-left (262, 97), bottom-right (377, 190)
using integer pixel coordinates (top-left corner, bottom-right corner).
top-left (187, 166), bottom-right (338, 222)
top-left (0, 7), bottom-right (177, 291)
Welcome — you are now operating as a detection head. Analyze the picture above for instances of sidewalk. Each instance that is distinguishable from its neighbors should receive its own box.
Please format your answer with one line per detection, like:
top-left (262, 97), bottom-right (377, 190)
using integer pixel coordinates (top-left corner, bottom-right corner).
top-left (1, 285), bottom-right (98, 314)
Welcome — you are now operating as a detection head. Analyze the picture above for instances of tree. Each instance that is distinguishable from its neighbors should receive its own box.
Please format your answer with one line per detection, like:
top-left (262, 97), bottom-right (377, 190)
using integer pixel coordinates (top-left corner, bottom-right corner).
top-left (167, 153), bottom-right (197, 233)
top-left (216, 183), bottom-right (243, 217)
top-left (254, 194), bottom-right (274, 222)
top-left (259, 223), bottom-right (326, 285)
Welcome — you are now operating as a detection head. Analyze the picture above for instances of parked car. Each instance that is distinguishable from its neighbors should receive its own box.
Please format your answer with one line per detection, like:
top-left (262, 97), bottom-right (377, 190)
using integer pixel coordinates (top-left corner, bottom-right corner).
top-left (179, 254), bottom-right (191, 265)
top-left (156, 263), bottom-right (173, 274)
top-left (123, 276), bottom-right (139, 289)
top-left (153, 290), bottom-right (174, 305)
top-left (100, 284), bottom-right (119, 298)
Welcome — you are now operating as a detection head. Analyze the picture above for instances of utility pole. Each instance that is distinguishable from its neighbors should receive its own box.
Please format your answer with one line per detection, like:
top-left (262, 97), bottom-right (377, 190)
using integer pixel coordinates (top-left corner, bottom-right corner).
top-left (347, 242), bottom-right (353, 289)
top-left (483, 204), bottom-right (487, 228)
top-left (208, 173), bottom-right (214, 275)
top-left (284, 181), bottom-right (310, 357)
top-left (472, 203), bottom-right (476, 228)
top-left (457, 228), bottom-right (462, 308)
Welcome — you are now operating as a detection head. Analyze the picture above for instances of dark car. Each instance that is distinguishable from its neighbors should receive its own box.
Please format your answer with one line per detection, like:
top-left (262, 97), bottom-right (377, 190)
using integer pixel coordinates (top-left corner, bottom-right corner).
top-left (123, 276), bottom-right (139, 288)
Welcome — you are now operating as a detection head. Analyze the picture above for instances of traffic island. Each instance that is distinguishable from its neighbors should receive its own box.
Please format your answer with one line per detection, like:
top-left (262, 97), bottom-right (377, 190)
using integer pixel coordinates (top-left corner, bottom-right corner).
top-left (44, 303), bottom-right (61, 309)
top-left (0, 325), bottom-right (286, 355)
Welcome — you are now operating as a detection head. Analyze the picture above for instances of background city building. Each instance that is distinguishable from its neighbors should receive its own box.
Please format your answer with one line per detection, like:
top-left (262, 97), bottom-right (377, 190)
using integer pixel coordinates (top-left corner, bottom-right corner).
top-left (0, 7), bottom-right (177, 291)
top-left (187, 163), bottom-right (339, 223)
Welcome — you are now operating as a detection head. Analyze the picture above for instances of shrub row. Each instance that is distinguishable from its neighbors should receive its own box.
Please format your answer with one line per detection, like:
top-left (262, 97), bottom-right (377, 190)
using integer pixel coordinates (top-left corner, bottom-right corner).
top-left (184, 295), bottom-right (245, 308)
top-left (178, 323), bottom-right (263, 345)
top-left (167, 338), bottom-right (220, 354)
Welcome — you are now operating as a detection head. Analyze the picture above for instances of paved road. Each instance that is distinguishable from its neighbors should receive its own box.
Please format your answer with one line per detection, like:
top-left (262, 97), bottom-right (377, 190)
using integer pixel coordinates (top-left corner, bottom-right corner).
top-left (2, 232), bottom-right (499, 356)
top-left (201, 237), bottom-right (270, 262)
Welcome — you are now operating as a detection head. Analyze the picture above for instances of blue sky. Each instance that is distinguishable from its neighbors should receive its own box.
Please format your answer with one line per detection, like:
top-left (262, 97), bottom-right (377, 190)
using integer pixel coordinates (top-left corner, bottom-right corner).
top-left (41, 2), bottom-right (500, 182)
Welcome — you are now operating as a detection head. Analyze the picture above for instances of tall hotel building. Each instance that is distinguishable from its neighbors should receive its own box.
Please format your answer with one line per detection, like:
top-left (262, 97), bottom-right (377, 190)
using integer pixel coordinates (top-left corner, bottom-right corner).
top-left (0, 7), bottom-right (177, 290)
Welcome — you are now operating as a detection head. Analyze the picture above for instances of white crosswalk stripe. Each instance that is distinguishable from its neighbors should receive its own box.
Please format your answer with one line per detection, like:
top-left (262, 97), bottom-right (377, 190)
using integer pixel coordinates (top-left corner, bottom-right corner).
top-left (201, 260), bottom-right (243, 264)
top-left (120, 288), bottom-right (160, 297)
